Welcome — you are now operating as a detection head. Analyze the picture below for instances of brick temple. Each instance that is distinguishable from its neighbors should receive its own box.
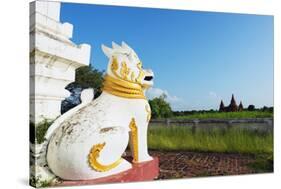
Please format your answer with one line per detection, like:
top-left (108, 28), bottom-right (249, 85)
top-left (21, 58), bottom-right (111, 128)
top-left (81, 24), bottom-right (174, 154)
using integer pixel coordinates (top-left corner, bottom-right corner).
top-left (219, 94), bottom-right (243, 112)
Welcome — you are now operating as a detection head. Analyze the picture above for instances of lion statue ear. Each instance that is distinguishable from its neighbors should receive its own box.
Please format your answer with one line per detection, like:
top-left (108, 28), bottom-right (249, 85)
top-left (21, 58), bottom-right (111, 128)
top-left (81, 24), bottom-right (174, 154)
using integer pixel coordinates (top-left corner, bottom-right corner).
top-left (112, 41), bottom-right (122, 50)
top-left (101, 44), bottom-right (113, 58)
top-left (121, 41), bottom-right (132, 51)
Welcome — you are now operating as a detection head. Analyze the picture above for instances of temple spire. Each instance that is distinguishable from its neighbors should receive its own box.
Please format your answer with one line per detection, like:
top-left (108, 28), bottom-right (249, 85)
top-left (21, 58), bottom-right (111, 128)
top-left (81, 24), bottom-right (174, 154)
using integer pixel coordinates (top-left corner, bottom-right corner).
top-left (219, 100), bottom-right (225, 112)
top-left (238, 101), bottom-right (243, 111)
top-left (229, 94), bottom-right (238, 112)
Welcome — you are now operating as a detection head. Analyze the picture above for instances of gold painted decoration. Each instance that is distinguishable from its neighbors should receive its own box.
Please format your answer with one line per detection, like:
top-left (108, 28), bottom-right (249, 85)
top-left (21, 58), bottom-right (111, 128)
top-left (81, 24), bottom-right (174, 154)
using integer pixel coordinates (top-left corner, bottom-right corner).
top-left (129, 118), bottom-right (139, 163)
top-left (111, 56), bottom-right (135, 83)
top-left (103, 75), bottom-right (146, 99)
top-left (136, 70), bottom-right (145, 84)
top-left (135, 62), bottom-right (145, 84)
top-left (145, 104), bottom-right (151, 122)
top-left (110, 57), bottom-right (146, 85)
top-left (111, 57), bottom-right (119, 74)
top-left (107, 57), bottom-right (148, 99)
top-left (120, 61), bottom-right (130, 80)
top-left (131, 72), bottom-right (135, 81)
top-left (88, 142), bottom-right (123, 172)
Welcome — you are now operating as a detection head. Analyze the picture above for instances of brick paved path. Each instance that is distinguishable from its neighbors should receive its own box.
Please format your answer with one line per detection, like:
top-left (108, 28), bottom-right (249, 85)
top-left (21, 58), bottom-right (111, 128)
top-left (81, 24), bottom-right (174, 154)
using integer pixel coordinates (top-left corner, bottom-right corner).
top-left (148, 151), bottom-right (259, 179)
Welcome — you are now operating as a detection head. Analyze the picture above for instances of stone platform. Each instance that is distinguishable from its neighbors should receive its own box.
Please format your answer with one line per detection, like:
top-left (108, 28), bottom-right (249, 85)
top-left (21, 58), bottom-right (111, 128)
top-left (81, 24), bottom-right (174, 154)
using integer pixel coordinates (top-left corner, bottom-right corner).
top-left (55, 157), bottom-right (159, 186)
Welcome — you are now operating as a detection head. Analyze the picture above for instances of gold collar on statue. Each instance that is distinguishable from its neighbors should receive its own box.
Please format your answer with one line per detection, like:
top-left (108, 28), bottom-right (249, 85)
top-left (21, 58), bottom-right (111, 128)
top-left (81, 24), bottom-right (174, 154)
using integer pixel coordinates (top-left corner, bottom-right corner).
top-left (103, 74), bottom-right (146, 99)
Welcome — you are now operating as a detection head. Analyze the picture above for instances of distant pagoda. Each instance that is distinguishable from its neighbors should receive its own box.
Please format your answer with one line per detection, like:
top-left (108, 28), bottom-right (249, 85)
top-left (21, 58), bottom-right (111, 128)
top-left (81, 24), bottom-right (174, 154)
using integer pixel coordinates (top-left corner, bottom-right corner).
top-left (219, 94), bottom-right (240, 112)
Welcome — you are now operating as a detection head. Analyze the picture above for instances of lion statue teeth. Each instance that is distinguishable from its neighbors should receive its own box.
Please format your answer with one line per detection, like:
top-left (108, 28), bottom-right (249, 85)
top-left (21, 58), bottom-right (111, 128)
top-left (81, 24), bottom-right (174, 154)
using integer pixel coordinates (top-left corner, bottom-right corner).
top-left (46, 41), bottom-right (154, 180)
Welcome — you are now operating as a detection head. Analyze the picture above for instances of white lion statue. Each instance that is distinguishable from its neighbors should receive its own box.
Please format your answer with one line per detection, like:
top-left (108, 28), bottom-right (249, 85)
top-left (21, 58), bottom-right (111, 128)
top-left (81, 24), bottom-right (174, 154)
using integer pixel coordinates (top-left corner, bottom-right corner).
top-left (45, 41), bottom-right (154, 180)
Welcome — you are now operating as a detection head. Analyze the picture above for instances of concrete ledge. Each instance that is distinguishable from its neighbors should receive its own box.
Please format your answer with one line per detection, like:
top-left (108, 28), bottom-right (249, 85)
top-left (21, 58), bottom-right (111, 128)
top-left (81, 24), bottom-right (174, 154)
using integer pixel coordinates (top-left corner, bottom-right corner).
top-left (55, 157), bottom-right (159, 186)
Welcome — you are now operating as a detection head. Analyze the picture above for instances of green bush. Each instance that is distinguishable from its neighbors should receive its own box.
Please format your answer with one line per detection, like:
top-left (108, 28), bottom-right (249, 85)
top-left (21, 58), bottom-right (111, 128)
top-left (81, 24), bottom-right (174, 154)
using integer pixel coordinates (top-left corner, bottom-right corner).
top-left (247, 154), bottom-right (273, 172)
top-left (149, 94), bottom-right (173, 118)
top-left (67, 65), bottom-right (104, 97)
top-left (30, 176), bottom-right (51, 188)
top-left (30, 119), bottom-right (54, 144)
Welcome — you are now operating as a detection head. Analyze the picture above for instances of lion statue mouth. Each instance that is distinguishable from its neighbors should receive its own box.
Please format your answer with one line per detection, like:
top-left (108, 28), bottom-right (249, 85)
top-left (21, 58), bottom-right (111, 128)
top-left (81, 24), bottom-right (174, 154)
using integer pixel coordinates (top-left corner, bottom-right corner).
top-left (144, 76), bottom-right (153, 81)
top-left (141, 70), bottom-right (154, 89)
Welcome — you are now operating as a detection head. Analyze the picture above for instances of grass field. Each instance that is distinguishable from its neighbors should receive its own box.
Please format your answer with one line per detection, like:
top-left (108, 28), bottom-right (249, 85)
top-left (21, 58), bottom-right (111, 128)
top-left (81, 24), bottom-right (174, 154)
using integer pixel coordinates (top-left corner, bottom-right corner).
top-left (173, 111), bottom-right (273, 120)
top-left (148, 125), bottom-right (273, 155)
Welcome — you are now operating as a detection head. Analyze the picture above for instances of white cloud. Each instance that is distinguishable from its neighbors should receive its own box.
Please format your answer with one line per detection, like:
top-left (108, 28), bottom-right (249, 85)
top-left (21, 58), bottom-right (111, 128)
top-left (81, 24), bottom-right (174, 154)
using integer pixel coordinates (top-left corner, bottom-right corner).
top-left (146, 88), bottom-right (165, 99)
top-left (209, 91), bottom-right (218, 99)
top-left (146, 87), bottom-right (184, 110)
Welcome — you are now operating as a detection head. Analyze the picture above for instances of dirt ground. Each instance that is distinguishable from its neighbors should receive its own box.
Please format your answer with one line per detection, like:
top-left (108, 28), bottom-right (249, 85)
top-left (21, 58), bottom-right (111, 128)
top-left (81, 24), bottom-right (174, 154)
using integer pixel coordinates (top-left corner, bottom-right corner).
top-left (147, 150), bottom-right (272, 179)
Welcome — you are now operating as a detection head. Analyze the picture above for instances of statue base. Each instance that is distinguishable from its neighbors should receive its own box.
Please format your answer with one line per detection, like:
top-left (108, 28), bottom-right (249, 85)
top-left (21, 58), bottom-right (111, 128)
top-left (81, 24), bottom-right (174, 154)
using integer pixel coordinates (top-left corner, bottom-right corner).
top-left (55, 156), bottom-right (159, 186)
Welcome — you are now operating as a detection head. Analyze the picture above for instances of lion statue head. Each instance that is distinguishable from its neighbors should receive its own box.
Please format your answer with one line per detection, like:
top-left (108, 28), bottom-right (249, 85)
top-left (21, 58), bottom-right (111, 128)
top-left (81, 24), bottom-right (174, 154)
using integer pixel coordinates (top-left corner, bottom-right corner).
top-left (101, 41), bottom-right (154, 89)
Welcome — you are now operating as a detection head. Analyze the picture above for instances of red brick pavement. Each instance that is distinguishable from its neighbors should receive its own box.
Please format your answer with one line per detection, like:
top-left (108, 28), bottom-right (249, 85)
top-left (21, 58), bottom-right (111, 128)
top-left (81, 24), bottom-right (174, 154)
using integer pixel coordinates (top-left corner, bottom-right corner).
top-left (148, 150), bottom-right (264, 179)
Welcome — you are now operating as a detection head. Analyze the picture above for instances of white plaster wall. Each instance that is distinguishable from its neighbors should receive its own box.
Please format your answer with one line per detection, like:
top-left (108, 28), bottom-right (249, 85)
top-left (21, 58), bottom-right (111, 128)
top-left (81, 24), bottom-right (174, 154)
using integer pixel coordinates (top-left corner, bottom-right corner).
top-left (30, 1), bottom-right (91, 124)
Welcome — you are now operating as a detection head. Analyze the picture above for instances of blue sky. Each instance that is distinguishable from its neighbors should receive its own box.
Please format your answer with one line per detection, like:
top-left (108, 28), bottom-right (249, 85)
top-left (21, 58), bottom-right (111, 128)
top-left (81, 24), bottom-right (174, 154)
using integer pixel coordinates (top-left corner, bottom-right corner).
top-left (61, 3), bottom-right (273, 111)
